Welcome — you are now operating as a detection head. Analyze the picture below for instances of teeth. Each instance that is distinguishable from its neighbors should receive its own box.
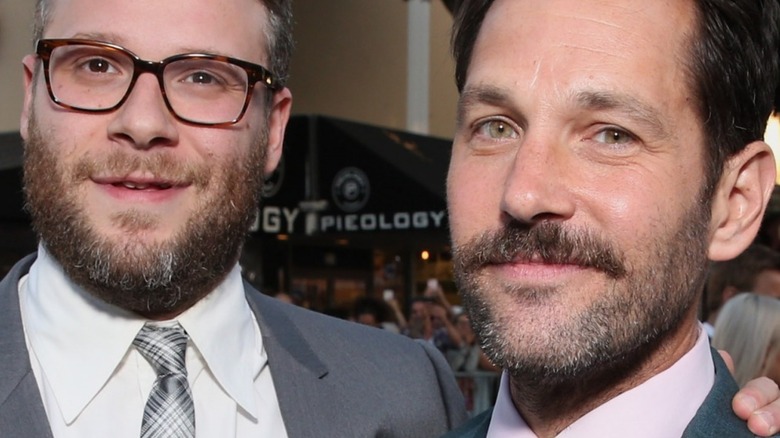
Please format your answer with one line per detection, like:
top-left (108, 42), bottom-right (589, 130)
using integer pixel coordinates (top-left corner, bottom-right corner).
top-left (122, 182), bottom-right (149, 190)
top-left (120, 182), bottom-right (172, 190)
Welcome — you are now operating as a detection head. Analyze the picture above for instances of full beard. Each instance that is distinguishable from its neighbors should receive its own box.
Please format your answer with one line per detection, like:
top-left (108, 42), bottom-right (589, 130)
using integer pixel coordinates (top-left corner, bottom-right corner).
top-left (452, 199), bottom-right (710, 404)
top-left (23, 112), bottom-right (267, 318)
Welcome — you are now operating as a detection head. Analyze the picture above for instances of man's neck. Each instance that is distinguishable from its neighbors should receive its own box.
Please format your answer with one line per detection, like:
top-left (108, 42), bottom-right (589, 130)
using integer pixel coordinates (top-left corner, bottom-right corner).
top-left (508, 317), bottom-right (700, 437)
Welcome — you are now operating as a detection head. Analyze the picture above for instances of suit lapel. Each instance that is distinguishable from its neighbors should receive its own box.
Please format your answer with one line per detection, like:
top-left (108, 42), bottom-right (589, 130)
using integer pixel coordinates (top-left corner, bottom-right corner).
top-left (0, 254), bottom-right (53, 438)
top-left (244, 284), bottom-right (342, 437)
top-left (441, 408), bottom-right (492, 438)
top-left (682, 348), bottom-right (759, 437)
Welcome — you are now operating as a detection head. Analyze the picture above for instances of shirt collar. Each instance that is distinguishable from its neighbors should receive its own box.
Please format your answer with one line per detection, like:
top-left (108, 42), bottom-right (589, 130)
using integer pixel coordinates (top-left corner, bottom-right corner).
top-left (21, 246), bottom-right (263, 423)
top-left (176, 262), bottom-right (264, 417)
top-left (487, 326), bottom-right (714, 437)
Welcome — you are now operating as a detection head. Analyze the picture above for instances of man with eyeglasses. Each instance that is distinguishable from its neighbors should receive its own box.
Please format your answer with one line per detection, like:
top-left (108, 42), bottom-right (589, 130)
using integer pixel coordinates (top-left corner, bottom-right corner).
top-left (0, 0), bottom-right (467, 437)
top-left (4, 1), bottom-right (780, 437)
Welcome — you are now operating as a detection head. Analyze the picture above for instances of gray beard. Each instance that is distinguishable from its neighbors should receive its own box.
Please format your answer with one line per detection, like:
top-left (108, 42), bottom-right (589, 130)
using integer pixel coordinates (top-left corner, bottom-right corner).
top-left (452, 200), bottom-right (710, 394)
top-left (23, 110), bottom-right (267, 317)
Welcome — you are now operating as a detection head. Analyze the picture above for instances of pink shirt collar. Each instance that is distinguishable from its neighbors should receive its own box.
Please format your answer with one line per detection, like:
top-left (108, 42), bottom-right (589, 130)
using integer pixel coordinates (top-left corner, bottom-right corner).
top-left (487, 326), bottom-right (714, 437)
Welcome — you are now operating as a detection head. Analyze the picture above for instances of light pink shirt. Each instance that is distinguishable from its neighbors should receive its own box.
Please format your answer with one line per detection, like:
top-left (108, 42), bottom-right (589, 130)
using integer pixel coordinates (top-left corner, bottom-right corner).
top-left (486, 327), bottom-right (714, 437)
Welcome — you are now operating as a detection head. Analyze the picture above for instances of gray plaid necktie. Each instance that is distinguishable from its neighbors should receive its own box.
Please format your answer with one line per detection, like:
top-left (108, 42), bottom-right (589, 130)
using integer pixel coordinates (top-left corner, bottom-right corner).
top-left (134, 323), bottom-right (195, 438)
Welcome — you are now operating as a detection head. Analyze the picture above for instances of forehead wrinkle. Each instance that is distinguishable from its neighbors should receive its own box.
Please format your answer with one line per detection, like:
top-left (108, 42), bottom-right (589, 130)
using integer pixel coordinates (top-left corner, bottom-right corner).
top-left (573, 90), bottom-right (672, 140)
top-left (559, 43), bottom-right (630, 59)
top-left (68, 31), bottom-right (230, 60)
top-left (70, 31), bottom-right (125, 44)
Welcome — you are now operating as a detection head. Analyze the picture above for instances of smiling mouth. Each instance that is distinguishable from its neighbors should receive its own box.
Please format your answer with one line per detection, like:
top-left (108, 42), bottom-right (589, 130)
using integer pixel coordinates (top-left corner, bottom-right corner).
top-left (115, 181), bottom-right (174, 190)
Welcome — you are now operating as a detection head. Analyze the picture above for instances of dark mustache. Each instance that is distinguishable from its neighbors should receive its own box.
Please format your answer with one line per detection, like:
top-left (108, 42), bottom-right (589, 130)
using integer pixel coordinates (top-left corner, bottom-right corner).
top-left (455, 221), bottom-right (627, 279)
top-left (73, 151), bottom-right (210, 187)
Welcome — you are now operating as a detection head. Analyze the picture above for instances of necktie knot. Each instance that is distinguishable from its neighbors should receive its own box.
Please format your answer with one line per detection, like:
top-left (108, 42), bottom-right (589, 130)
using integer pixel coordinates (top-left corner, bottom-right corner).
top-left (134, 323), bottom-right (189, 377)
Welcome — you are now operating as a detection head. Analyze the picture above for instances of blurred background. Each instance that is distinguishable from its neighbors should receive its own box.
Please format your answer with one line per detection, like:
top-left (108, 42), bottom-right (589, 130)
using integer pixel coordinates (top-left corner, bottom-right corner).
top-left (1, 0), bottom-right (779, 320)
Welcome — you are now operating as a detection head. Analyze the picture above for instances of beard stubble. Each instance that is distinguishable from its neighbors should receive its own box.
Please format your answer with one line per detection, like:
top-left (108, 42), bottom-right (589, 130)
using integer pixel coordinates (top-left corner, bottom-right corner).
top-left (23, 111), bottom-right (268, 318)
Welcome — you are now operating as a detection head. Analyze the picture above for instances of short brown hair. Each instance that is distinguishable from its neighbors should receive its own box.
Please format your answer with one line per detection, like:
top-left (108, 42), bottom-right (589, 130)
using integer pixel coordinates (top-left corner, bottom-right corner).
top-left (32, 0), bottom-right (294, 86)
top-left (451, 0), bottom-right (780, 199)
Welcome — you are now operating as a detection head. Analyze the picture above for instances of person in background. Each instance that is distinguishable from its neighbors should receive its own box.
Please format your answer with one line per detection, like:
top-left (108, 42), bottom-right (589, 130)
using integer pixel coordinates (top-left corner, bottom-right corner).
top-left (430, 300), bottom-right (464, 354)
top-left (447, 312), bottom-right (498, 373)
top-left (443, 0), bottom-right (780, 436)
top-left (422, 278), bottom-right (465, 353)
top-left (712, 293), bottom-right (780, 386)
top-left (704, 244), bottom-right (780, 336)
top-left (352, 296), bottom-right (401, 333)
top-left (405, 296), bottom-right (436, 341)
top-left (0, 0), bottom-right (467, 436)
top-left (273, 291), bottom-right (294, 304)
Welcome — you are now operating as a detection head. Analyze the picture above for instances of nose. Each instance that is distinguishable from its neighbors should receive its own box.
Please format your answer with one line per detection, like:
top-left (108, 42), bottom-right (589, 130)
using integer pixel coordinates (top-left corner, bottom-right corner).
top-left (107, 73), bottom-right (179, 149)
top-left (500, 132), bottom-right (576, 225)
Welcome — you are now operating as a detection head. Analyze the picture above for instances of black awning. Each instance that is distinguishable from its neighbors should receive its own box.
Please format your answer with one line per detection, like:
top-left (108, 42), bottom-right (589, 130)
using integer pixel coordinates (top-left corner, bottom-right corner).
top-left (258, 115), bottom-right (452, 235)
top-left (0, 132), bottom-right (27, 222)
top-left (0, 117), bottom-right (455, 233)
top-left (0, 132), bottom-right (24, 171)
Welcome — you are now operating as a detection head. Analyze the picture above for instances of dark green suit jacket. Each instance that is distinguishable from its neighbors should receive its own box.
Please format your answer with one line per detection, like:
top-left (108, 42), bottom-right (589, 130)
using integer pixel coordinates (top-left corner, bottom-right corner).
top-left (442, 348), bottom-right (773, 437)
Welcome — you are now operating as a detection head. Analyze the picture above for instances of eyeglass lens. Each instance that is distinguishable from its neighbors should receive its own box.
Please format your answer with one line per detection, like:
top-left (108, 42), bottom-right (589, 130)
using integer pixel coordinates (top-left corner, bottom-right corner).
top-left (46, 43), bottom-right (252, 125)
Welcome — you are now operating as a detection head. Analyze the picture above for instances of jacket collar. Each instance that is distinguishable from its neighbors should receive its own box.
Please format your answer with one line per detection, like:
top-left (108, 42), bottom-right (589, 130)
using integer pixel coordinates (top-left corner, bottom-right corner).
top-left (0, 254), bottom-right (54, 438)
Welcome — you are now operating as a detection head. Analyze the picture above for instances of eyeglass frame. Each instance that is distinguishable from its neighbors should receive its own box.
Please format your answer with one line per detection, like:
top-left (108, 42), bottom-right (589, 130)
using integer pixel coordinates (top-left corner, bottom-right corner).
top-left (34, 38), bottom-right (282, 127)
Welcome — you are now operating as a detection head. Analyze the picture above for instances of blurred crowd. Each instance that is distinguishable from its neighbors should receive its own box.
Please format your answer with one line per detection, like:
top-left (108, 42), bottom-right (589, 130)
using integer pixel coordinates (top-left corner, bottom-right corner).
top-left (273, 277), bottom-right (500, 414)
top-left (343, 279), bottom-right (499, 375)
top-left (706, 244), bottom-right (780, 387)
top-left (268, 242), bottom-right (780, 415)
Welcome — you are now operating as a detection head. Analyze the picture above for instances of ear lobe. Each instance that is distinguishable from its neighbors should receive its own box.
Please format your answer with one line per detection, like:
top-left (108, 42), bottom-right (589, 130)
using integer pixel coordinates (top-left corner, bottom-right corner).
top-left (263, 87), bottom-right (292, 175)
top-left (708, 141), bottom-right (776, 261)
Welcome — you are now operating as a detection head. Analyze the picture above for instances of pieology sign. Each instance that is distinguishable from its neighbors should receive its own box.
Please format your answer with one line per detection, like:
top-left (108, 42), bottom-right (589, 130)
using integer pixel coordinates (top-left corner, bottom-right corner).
top-left (257, 166), bottom-right (448, 235)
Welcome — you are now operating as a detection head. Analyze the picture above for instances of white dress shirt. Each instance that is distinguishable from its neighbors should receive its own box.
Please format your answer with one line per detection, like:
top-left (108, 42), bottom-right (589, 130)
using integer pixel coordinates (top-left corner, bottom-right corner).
top-left (487, 326), bottom-right (714, 437)
top-left (19, 246), bottom-right (288, 438)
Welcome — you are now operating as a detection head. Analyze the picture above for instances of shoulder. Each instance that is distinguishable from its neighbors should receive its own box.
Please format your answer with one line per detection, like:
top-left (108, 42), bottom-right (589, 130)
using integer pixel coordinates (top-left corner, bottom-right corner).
top-left (683, 348), bottom-right (777, 437)
top-left (0, 254), bottom-right (36, 295)
top-left (0, 254), bottom-right (36, 323)
top-left (244, 284), bottom-right (468, 434)
top-left (441, 408), bottom-right (493, 438)
top-left (246, 285), bottom-right (441, 360)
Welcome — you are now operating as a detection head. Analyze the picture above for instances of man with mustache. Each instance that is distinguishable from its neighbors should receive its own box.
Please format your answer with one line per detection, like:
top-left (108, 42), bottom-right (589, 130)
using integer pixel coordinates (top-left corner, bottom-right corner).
top-left (444, 0), bottom-right (780, 436)
top-left (0, 0), bottom-right (468, 436)
top-left (2, 0), bottom-right (779, 437)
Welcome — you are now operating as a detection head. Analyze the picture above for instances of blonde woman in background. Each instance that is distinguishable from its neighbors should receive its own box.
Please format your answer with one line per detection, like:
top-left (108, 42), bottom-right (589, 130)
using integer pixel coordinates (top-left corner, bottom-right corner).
top-left (712, 293), bottom-right (780, 386)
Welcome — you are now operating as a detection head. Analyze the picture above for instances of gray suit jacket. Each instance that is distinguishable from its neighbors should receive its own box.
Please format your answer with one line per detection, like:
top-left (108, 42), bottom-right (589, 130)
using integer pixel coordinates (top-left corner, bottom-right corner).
top-left (442, 349), bottom-right (771, 437)
top-left (0, 254), bottom-right (467, 437)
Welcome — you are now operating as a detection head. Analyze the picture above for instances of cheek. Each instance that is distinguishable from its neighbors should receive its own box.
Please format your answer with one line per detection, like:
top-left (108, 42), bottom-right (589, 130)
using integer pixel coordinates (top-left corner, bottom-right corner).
top-left (447, 154), bottom-right (507, 236)
top-left (581, 168), bottom-right (683, 242)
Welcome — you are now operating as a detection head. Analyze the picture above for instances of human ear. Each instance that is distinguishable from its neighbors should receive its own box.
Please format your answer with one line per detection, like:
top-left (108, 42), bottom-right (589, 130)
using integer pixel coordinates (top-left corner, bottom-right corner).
top-left (263, 87), bottom-right (292, 175)
top-left (708, 141), bottom-right (776, 261)
top-left (20, 54), bottom-right (38, 141)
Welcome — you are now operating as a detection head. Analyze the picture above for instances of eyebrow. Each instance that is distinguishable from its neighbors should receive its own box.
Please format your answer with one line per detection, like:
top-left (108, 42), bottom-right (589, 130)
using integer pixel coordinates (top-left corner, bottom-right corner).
top-left (457, 85), bottom-right (671, 140)
top-left (456, 85), bottom-right (514, 127)
top-left (71, 32), bottom-right (127, 44)
top-left (69, 32), bottom-right (225, 58)
top-left (574, 90), bottom-right (671, 140)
